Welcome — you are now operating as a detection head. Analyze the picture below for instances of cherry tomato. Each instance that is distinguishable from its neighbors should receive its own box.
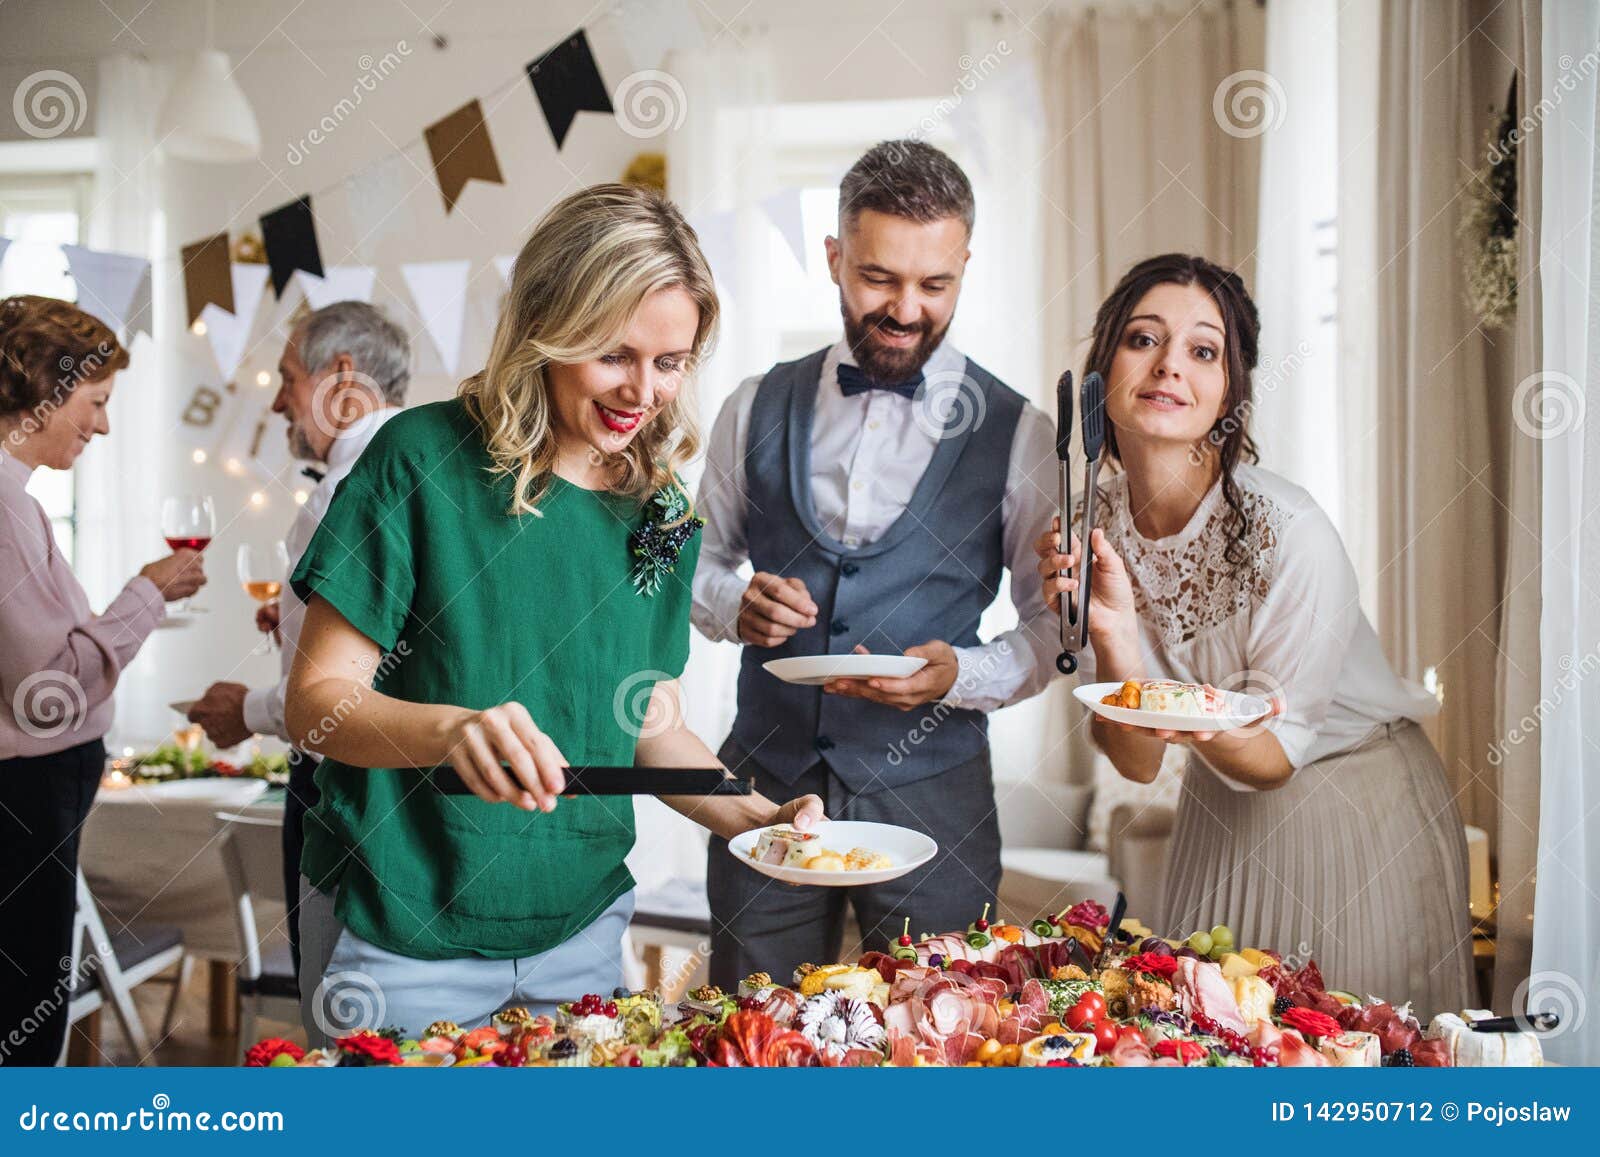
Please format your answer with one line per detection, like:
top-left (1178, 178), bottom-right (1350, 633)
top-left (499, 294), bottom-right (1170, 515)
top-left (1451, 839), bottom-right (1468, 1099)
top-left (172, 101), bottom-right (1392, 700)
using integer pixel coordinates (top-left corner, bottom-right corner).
top-left (1093, 1020), bottom-right (1120, 1053)
top-left (1117, 1024), bottom-right (1144, 1046)
top-left (1075, 992), bottom-right (1107, 1020)
top-left (1064, 1002), bottom-right (1097, 1033)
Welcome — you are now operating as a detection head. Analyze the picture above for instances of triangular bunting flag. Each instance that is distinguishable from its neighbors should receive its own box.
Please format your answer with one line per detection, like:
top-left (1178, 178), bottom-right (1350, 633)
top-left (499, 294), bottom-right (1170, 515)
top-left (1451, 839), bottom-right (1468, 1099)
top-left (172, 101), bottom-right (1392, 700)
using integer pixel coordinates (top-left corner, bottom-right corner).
top-left (199, 262), bottom-right (270, 383)
top-left (0, 237), bottom-right (12, 274)
top-left (400, 259), bottom-right (471, 376)
top-left (298, 266), bottom-right (378, 310)
top-left (180, 232), bottom-right (233, 325)
top-left (689, 210), bottom-right (739, 302)
top-left (608, 0), bottom-right (705, 73)
top-left (259, 196), bottom-right (323, 297)
top-left (493, 254), bottom-right (516, 285)
top-left (61, 245), bottom-right (152, 339)
top-left (760, 188), bottom-right (808, 273)
top-left (424, 99), bottom-right (505, 213)
top-left (526, 30), bottom-right (613, 150)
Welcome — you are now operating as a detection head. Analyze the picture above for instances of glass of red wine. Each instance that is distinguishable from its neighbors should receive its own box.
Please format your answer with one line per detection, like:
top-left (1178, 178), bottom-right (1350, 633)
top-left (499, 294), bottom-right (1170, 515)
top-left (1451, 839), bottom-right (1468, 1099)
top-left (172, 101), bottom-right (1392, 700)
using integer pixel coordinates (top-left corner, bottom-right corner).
top-left (161, 494), bottom-right (215, 613)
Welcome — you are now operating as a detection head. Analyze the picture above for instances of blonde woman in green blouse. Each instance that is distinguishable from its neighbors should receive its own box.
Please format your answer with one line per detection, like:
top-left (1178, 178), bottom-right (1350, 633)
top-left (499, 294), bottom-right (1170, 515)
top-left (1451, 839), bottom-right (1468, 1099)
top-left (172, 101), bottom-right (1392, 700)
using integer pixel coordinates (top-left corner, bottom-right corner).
top-left (285, 184), bottom-right (822, 1042)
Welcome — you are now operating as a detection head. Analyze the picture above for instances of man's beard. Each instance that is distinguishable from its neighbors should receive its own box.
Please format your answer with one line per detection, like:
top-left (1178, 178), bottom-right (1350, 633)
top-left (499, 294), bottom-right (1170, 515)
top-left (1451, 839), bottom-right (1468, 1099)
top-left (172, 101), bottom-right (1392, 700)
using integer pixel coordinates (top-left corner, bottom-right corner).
top-left (842, 304), bottom-right (949, 384)
top-left (287, 420), bottom-right (318, 462)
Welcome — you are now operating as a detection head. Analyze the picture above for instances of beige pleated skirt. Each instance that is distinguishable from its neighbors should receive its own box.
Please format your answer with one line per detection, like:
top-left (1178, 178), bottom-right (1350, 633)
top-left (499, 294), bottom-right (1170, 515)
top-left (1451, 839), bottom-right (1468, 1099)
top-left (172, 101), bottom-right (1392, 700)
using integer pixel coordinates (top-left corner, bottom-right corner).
top-left (1163, 721), bottom-right (1473, 1021)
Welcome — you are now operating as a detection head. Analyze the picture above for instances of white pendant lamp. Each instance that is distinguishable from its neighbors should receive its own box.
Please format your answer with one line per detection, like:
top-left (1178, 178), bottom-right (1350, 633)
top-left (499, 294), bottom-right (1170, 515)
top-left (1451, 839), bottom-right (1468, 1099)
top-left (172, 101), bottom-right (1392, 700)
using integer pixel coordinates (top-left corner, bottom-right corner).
top-left (158, 0), bottom-right (260, 163)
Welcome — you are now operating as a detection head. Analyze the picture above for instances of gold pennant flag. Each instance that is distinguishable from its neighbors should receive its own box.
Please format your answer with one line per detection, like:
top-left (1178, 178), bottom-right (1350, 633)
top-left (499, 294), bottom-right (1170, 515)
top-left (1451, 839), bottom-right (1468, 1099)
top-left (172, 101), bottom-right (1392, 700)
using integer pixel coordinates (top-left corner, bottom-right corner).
top-left (424, 99), bottom-right (504, 213)
top-left (180, 232), bottom-right (233, 325)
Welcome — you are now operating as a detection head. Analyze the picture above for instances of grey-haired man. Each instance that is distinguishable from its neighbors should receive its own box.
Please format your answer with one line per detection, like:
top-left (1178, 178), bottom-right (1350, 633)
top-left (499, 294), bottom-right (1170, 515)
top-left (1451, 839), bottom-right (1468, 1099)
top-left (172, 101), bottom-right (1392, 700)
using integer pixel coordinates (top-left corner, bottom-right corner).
top-left (189, 301), bottom-right (410, 977)
top-left (693, 141), bottom-right (1059, 986)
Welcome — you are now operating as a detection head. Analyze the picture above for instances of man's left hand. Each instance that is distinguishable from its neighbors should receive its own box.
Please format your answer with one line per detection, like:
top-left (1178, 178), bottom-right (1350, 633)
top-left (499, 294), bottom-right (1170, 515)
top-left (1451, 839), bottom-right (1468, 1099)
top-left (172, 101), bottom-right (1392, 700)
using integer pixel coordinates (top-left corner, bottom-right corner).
top-left (188, 681), bottom-right (253, 749)
top-left (823, 641), bottom-right (959, 710)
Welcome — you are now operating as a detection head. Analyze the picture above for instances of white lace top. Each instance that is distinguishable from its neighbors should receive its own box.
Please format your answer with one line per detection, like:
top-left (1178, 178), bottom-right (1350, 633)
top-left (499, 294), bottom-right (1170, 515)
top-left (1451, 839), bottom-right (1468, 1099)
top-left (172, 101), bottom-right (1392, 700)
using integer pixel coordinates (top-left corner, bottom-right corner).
top-left (1077, 464), bottom-right (1438, 776)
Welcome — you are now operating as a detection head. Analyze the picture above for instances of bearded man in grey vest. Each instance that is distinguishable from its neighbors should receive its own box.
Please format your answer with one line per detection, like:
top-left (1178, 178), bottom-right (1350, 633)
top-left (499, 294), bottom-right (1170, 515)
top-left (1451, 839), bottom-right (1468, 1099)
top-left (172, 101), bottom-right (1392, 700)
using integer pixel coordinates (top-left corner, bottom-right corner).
top-left (692, 141), bottom-right (1060, 987)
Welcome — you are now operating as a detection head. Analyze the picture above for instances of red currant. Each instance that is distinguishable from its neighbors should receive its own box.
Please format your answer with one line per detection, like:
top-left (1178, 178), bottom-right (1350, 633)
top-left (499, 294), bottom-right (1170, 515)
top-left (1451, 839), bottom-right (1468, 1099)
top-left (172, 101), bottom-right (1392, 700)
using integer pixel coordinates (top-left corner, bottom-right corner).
top-left (975, 918), bottom-right (989, 932)
top-left (604, 1001), bottom-right (619, 1017)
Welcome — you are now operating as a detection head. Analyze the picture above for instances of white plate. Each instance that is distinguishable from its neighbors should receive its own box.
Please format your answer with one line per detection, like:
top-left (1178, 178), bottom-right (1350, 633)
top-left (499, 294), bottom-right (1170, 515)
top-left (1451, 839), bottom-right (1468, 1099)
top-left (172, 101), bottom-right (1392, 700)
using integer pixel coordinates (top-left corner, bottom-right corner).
top-left (168, 699), bottom-right (197, 715)
top-left (1074, 681), bottom-right (1270, 732)
top-left (729, 820), bottom-right (937, 887)
top-left (762, 654), bottom-right (927, 686)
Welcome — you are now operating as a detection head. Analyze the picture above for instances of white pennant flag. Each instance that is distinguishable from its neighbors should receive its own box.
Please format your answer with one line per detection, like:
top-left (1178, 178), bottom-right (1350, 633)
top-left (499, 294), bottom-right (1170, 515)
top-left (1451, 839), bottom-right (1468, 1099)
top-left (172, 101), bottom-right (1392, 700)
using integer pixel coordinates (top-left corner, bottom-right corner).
top-left (61, 245), bottom-right (152, 339)
top-left (298, 265), bottom-right (377, 310)
top-left (608, 0), bottom-right (705, 72)
top-left (492, 254), bottom-right (516, 285)
top-left (199, 262), bottom-right (271, 383)
top-left (689, 210), bottom-right (739, 302)
top-left (761, 188), bottom-right (808, 273)
top-left (0, 236), bottom-right (12, 274)
top-left (401, 259), bottom-right (472, 376)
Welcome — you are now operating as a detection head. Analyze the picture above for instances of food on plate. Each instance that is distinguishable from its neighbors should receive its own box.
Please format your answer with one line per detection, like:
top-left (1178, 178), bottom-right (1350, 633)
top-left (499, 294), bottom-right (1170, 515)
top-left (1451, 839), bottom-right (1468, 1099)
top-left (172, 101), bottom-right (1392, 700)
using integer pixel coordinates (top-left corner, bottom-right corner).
top-left (1100, 678), bottom-right (1225, 715)
top-left (248, 898), bottom-right (1549, 1071)
top-left (750, 826), bottom-right (891, 871)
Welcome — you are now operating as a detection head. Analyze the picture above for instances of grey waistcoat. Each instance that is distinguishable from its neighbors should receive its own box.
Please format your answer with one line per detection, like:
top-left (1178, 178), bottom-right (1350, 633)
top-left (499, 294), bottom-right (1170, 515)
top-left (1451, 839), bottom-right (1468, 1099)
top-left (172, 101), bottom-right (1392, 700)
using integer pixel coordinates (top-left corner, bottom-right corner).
top-left (729, 346), bottom-right (1025, 792)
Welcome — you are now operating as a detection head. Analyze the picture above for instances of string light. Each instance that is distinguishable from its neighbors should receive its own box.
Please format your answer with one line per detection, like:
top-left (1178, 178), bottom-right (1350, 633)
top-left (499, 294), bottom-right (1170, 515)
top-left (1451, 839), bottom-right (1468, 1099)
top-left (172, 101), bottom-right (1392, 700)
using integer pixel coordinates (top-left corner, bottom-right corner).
top-left (225, 457), bottom-right (243, 475)
top-left (293, 489), bottom-right (309, 505)
top-left (256, 370), bottom-right (271, 386)
top-left (249, 490), bottom-right (266, 507)
top-left (191, 319), bottom-right (207, 336)
top-left (192, 449), bottom-right (207, 464)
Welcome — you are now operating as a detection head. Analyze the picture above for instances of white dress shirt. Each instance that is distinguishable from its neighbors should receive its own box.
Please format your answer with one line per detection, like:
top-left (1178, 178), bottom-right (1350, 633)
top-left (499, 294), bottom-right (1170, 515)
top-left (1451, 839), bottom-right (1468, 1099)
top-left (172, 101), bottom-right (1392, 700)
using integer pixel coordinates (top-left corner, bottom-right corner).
top-left (691, 339), bottom-right (1060, 712)
top-left (242, 407), bottom-right (403, 749)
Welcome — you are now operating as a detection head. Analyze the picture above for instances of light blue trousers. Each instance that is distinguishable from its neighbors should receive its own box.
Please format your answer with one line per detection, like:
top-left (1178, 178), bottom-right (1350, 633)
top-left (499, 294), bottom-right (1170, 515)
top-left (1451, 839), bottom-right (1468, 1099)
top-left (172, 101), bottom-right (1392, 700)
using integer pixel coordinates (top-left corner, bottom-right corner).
top-left (297, 876), bottom-right (633, 1048)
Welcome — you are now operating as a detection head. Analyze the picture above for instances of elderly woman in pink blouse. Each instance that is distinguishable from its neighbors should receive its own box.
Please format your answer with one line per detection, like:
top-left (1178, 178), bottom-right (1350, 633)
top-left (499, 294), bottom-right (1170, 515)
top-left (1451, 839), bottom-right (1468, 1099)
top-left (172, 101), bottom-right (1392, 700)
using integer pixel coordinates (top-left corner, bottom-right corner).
top-left (0, 296), bottom-right (205, 1066)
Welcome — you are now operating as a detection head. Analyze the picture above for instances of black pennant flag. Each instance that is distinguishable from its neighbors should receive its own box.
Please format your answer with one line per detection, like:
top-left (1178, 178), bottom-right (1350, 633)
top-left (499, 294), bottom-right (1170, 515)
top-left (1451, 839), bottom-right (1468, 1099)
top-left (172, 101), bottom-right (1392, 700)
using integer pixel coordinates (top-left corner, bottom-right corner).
top-left (259, 196), bottom-right (323, 298)
top-left (526, 29), bottom-right (613, 150)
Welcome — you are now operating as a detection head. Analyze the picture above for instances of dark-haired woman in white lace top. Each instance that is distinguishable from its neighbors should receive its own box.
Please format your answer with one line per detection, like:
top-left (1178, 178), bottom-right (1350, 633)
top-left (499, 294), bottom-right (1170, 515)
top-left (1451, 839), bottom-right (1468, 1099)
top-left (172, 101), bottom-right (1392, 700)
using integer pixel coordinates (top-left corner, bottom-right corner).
top-left (1036, 255), bottom-right (1472, 1018)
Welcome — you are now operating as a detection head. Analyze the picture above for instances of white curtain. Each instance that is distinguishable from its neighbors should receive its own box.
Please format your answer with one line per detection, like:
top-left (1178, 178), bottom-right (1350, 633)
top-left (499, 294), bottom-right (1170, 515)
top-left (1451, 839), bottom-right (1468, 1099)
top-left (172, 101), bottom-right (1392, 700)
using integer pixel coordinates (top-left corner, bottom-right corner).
top-left (1529, 0), bottom-right (1600, 1067)
top-left (78, 53), bottom-right (168, 749)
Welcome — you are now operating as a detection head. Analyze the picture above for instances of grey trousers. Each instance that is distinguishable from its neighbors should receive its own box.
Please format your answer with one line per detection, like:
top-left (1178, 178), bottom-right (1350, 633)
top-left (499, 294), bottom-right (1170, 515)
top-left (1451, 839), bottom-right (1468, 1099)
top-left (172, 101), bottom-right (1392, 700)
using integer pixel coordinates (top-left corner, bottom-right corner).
top-left (297, 876), bottom-right (633, 1048)
top-left (706, 740), bottom-right (1002, 990)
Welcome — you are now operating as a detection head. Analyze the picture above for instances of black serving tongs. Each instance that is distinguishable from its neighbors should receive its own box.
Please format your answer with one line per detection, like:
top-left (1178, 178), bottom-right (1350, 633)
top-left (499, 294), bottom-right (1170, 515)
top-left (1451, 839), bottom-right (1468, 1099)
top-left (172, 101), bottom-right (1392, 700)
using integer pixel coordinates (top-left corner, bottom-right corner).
top-left (1056, 371), bottom-right (1106, 675)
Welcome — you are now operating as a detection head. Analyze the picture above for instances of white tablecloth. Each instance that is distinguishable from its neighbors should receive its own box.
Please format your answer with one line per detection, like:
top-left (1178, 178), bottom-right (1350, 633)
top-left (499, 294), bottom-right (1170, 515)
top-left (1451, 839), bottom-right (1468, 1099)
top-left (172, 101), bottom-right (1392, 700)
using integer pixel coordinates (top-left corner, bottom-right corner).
top-left (81, 777), bottom-right (288, 960)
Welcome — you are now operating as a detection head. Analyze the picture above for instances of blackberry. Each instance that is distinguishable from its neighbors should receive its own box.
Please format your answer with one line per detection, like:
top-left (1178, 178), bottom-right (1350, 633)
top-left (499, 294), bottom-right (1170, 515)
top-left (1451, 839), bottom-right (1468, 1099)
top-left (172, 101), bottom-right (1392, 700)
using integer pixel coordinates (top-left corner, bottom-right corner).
top-left (1386, 1048), bottom-right (1414, 1067)
top-left (1273, 995), bottom-right (1294, 1017)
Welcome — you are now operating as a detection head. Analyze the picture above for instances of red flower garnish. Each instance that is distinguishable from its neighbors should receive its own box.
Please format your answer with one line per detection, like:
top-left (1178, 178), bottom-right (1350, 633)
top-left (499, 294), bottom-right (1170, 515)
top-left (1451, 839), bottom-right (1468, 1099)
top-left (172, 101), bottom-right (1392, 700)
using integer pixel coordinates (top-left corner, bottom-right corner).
top-left (1153, 1039), bottom-right (1207, 1064)
top-left (1281, 1007), bottom-right (1342, 1040)
top-left (210, 760), bottom-right (242, 777)
top-left (1122, 952), bottom-right (1179, 978)
top-left (335, 1030), bottom-right (402, 1066)
top-left (244, 1037), bottom-right (304, 1066)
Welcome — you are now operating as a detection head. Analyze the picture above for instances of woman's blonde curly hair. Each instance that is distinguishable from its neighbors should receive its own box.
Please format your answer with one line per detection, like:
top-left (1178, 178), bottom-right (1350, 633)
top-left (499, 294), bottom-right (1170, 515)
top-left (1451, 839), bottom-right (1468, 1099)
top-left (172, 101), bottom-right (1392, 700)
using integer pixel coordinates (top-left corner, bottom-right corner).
top-left (459, 183), bottom-right (719, 516)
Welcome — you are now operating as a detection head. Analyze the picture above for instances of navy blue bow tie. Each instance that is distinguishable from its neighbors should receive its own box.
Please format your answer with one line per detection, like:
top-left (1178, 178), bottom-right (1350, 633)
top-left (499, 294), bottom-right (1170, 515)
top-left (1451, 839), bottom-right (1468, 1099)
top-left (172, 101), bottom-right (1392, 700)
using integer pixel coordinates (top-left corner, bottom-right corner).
top-left (836, 361), bottom-right (924, 400)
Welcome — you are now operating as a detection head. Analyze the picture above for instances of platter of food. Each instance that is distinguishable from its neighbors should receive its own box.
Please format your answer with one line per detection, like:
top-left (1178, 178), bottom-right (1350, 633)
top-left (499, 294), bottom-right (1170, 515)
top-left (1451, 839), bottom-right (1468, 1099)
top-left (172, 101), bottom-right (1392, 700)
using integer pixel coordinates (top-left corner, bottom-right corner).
top-left (1075, 678), bottom-right (1271, 732)
top-left (727, 820), bottom-right (936, 886)
top-left (762, 654), bottom-right (927, 685)
top-left (252, 895), bottom-right (1555, 1069)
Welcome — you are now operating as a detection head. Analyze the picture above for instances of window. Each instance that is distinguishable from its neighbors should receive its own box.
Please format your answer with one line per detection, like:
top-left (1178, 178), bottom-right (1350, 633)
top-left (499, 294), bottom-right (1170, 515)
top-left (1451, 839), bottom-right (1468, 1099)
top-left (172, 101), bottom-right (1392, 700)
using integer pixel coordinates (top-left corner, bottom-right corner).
top-left (0, 172), bottom-right (92, 566)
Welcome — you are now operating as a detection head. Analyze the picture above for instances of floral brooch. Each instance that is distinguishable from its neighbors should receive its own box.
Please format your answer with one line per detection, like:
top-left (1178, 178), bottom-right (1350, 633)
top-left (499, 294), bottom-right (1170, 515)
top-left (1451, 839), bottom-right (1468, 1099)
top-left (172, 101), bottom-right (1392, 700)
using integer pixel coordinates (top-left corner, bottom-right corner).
top-left (628, 487), bottom-right (703, 597)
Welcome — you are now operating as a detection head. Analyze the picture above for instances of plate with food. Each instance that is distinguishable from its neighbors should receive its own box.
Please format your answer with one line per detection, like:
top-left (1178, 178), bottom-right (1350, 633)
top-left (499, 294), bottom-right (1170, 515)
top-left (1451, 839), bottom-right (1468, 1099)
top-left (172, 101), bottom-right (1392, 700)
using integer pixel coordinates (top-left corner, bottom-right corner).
top-left (762, 654), bottom-right (927, 686)
top-left (729, 820), bottom-right (937, 886)
top-left (1074, 678), bottom-right (1271, 732)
